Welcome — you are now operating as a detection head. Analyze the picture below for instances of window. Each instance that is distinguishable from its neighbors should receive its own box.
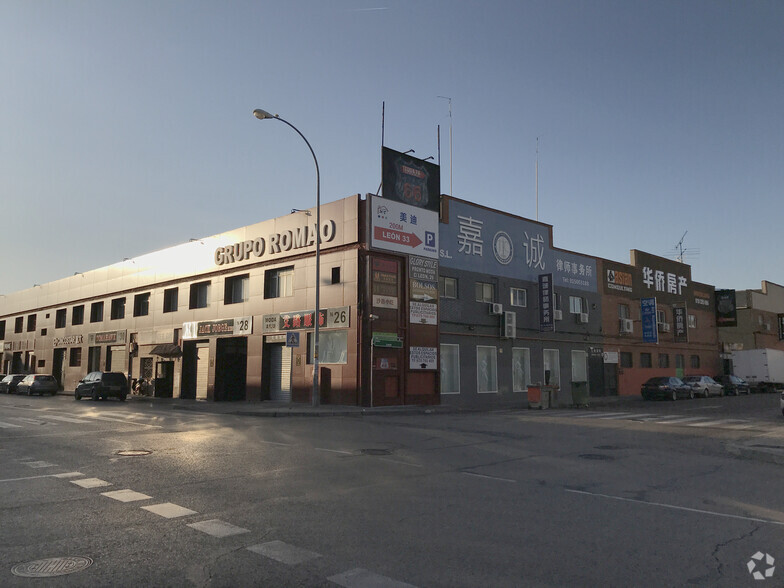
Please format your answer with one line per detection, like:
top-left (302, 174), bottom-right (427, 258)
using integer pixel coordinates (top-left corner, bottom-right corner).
top-left (15, 317), bottom-right (23, 333)
top-left (675, 354), bottom-right (685, 369)
top-left (571, 350), bottom-right (587, 382)
top-left (543, 349), bottom-right (560, 386)
top-left (224, 274), bottom-right (249, 305)
top-left (439, 276), bottom-right (457, 299)
top-left (37, 359), bottom-right (46, 368)
top-left (72, 305), bottom-right (85, 325)
top-left (264, 266), bottom-right (294, 299)
top-left (307, 330), bottom-right (347, 364)
top-left (476, 346), bottom-right (498, 393)
top-left (620, 352), bottom-right (633, 368)
top-left (640, 353), bottom-right (652, 368)
top-left (133, 293), bottom-right (150, 317)
top-left (41, 328), bottom-right (47, 336)
top-left (27, 314), bottom-right (36, 332)
top-left (569, 296), bottom-right (586, 314)
top-left (510, 288), bottom-right (527, 308)
top-left (331, 267), bottom-right (341, 284)
top-left (0, 320), bottom-right (5, 339)
top-left (110, 297), bottom-right (125, 320)
top-left (618, 304), bottom-right (630, 319)
top-left (656, 309), bottom-right (666, 324)
top-left (163, 288), bottom-right (178, 313)
top-left (440, 344), bottom-right (460, 394)
top-left (189, 281), bottom-right (210, 309)
top-left (658, 353), bottom-right (670, 368)
top-left (690, 355), bottom-right (701, 369)
top-left (688, 314), bottom-right (696, 328)
top-left (90, 301), bottom-right (104, 323)
top-left (69, 347), bottom-right (82, 367)
top-left (56, 309), bottom-right (67, 328)
top-left (475, 282), bottom-right (495, 303)
top-left (512, 348), bottom-right (531, 392)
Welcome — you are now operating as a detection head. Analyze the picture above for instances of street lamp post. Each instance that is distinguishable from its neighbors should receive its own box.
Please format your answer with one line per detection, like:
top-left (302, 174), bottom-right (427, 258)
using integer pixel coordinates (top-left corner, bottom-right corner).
top-left (253, 109), bottom-right (321, 407)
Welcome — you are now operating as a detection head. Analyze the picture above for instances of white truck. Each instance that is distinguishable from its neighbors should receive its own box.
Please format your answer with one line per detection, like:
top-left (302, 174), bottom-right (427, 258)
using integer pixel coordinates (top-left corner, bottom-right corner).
top-left (731, 348), bottom-right (784, 393)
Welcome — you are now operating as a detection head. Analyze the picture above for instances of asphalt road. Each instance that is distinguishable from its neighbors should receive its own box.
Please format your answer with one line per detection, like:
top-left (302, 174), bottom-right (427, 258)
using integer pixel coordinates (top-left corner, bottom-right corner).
top-left (1, 392), bottom-right (782, 587)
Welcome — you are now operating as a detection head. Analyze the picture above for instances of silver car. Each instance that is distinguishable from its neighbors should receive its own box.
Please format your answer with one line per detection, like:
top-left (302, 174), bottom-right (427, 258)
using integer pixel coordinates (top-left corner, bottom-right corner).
top-left (682, 375), bottom-right (724, 398)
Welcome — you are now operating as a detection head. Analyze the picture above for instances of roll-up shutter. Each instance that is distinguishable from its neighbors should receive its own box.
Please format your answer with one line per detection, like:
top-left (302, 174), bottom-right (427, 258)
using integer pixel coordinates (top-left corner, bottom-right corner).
top-left (269, 344), bottom-right (292, 402)
top-left (110, 346), bottom-right (127, 373)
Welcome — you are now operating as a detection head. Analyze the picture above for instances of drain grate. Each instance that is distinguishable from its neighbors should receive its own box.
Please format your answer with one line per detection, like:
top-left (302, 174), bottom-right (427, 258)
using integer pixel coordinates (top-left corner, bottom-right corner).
top-left (12, 556), bottom-right (93, 577)
top-left (359, 448), bottom-right (392, 456)
top-left (116, 449), bottom-right (152, 456)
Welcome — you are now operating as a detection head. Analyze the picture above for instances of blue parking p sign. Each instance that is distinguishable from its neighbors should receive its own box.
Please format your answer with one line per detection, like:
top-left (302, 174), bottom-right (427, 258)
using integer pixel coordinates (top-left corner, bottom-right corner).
top-left (285, 332), bottom-right (300, 347)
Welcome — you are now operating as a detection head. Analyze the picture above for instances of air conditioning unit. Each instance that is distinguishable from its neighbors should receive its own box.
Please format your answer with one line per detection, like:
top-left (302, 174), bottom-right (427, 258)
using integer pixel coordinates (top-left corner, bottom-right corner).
top-left (489, 303), bottom-right (503, 316)
top-left (658, 322), bottom-right (671, 333)
top-left (619, 318), bottom-right (634, 333)
top-left (502, 311), bottom-right (516, 338)
top-left (579, 313), bottom-right (589, 324)
top-left (553, 309), bottom-right (563, 321)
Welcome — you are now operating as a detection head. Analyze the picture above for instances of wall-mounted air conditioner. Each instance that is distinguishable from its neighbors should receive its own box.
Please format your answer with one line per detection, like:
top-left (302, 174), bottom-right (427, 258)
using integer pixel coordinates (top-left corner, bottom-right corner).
top-left (502, 311), bottom-right (516, 338)
top-left (619, 318), bottom-right (634, 333)
top-left (553, 309), bottom-right (563, 320)
top-left (658, 322), bottom-right (671, 333)
top-left (579, 313), bottom-right (589, 324)
top-left (489, 303), bottom-right (503, 315)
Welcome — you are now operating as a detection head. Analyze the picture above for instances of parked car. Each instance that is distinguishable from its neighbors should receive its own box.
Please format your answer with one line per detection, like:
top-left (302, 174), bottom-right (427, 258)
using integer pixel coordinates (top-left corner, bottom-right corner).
top-left (74, 372), bottom-right (128, 401)
top-left (641, 376), bottom-right (694, 401)
top-left (0, 374), bottom-right (27, 394)
top-left (16, 374), bottom-right (59, 396)
top-left (780, 390), bottom-right (784, 416)
top-left (682, 375), bottom-right (724, 398)
top-left (714, 374), bottom-right (751, 396)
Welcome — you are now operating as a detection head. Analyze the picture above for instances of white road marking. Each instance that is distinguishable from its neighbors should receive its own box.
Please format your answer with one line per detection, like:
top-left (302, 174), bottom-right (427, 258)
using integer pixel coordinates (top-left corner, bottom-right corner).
top-left (314, 447), bottom-right (354, 455)
top-left (598, 413), bottom-right (656, 420)
top-left (71, 478), bottom-right (112, 489)
top-left (462, 472), bottom-right (516, 483)
top-left (648, 416), bottom-right (708, 424)
top-left (43, 415), bottom-right (91, 424)
top-left (52, 472), bottom-right (84, 478)
top-left (101, 489), bottom-right (152, 502)
top-left (328, 568), bottom-right (418, 588)
top-left (571, 412), bottom-right (627, 418)
top-left (565, 489), bottom-right (784, 526)
top-left (0, 421), bottom-right (22, 428)
top-left (142, 503), bottom-right (198, 519)
top-left (81, 414), bottom-right (163, 428)
top-left (0, 474), bottom-right (66, 483)
top-left (686, 419), bottom-right (745, 428)
top-left (247, 540), bottom-right (321, 565)
top-left (24, 461), bottom-right (57, 468)
top-left (186, 519), bottom-right (250, 538)
top-left (10, 417), bottom-right (50, 425)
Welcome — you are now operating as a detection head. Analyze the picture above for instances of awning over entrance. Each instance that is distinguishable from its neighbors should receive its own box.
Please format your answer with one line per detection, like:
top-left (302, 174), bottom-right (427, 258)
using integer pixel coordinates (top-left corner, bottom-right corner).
top-left (149, 343), bottom-right (182, 358)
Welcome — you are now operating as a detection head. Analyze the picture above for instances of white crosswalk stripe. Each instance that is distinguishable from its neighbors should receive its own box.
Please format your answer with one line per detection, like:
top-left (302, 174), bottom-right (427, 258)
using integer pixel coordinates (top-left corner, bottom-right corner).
top-left (565, 411), bottom-right (770, 431)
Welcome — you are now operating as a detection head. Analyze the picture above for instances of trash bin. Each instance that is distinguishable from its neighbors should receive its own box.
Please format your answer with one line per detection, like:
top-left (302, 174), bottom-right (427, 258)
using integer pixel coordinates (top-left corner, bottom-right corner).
top-left (528, 385), bottom-right (551, 409)
top-left (571, 381), bottom-right (588, 408)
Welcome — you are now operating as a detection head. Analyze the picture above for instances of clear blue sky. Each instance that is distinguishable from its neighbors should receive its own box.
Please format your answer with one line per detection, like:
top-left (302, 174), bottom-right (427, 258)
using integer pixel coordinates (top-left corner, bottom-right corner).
top-left (2, 1), bottom-right (782, 295)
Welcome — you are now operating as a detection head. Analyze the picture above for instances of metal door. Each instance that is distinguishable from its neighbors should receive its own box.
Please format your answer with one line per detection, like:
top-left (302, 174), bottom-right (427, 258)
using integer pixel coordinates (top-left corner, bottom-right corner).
top-left (269, 344), bottom-right (292, 402)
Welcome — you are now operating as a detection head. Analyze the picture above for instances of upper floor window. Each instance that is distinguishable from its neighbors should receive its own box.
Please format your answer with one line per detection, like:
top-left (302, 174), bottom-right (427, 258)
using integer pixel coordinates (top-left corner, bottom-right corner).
top-left (27, 314), bottom-right (37, 332)
top-left (163, 287), bottom-right (178, 313)
top-left (72, 305), bottom-right (85, 326)
top-left (90, 301), bottom-right (104, 323)
top-left (15, 317), bottom-right (24, 333)
top-left (133, 293), bottom-right (150, 317)
top-left (0, 320), bottom-right (5, 339)
top-left (688, 314), bottom-right (697, 328)
top-left (189, 281), bottom-right (210, 309)
top-left (475, 282), bottom-right (494, 303)
top-left (55, 309), bottom-right (67, 328)
top-left (569, 296), bottom-right (586, 314)
top-left (618, 304), bottom-right (630, 319)
top-left (656, 309), bottom-right (667, 324)
top-left (439, 276), bottom-right (457, 299)
top-left (224, 274), bottom-right (249, 305)
top-left (110, 297), bottom-right (126, 320)
top-left (510, 288), bottom-right (527, 308)
top-left (264, 266), bottom-right (294, 299)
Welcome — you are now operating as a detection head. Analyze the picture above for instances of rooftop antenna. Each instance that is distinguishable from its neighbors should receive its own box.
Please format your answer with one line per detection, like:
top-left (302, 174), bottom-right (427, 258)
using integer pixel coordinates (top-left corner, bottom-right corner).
top-left (668, 230), bottom-right (700, 263)
top-left (437, 96), bottom-right (452, 195)
top-left (536, 137), bottom-right (540, 221)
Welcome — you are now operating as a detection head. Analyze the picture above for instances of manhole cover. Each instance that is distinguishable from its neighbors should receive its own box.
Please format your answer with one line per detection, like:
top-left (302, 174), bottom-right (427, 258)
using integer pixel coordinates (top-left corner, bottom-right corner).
top-left (578, 453), bottom-right (614, 461)
top-left (116, 449), bottom-right (152, 456)
top-left (12, 556), bottom-right (93, 577)
top-left (359, 448), bottom-right (392, 456)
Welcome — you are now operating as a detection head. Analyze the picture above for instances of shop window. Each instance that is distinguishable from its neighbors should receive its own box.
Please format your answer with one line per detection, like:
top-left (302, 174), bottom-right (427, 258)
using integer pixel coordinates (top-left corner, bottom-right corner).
top-left (658, 353), bottom-right (670, 368)
top-left (331, 267), bottom-right (341, 284)
top-left (475, 282), bottom-right (494, 303)
top-left (620, 352), bottom-right (633, 368)
top-left (56, 309), bottom-right (67, 328)
top-left (110, 297), bottom-right (126, 320)
top-left (189, 281), bottom-right (210, 309)
top-left (675, 354), bottom-right (685, 369)
top-left (163, 288), bottom-right (178, 313)
top-left (0, 320), bottom-right (5, 339)
top-left (640, 353), bottom-right (652, 368)
top-left (133, 293), bottom-right (150, 317)
top-left (264, 266), bottom-right (294, 299)
top-left (439, 276), bottom-right (457, 299)
top-left (307, 330), bottom-right (347, 364)
top-left (440, 344), bottom-right (460, 394)
top-left (512, 347), bottom-right (531, 392)
top-left (27, 314), bottom-right (36, 332)
top-left (72, 305), bottom-right (84, 326)
top-left (543, 349), bottom-right (560, 386)
top-left (224, 274), bottom-right (249, 305)
top-left (90, 301), bottom-right (104, 323)
top-left (69, 347), bottom-right (82, 367)
top-left (510, 288), bottom-right (527, 308)
top-left (15, 317), bottom-right (23, 333)
top-left (690, 355), bottom-right (701, 369)
top-left (477, 346), bottom-right (498, 393)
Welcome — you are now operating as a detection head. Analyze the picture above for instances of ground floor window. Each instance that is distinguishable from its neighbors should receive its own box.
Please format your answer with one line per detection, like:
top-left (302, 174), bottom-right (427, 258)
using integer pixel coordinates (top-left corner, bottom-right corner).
top-left (307, 330), bottom-right (347, 364)
top-left (640, 352), bottom-right (652, 368)
top-left (512, 347), bottom-right (531, 392)
top-left (571, 350), bottom-right (587, 382)
top-left (620, 352), bottom-right (633, 368)
top-left (543, 349), bottom-right (560, 386)
top-left (440, 344), bottom-right (460, 395)
top-left (476, 346), bottom-right (498, 393)
top-left (690, 354), bottom-right (700, 369)
top-left (69, 347), bottom-right (82, 367)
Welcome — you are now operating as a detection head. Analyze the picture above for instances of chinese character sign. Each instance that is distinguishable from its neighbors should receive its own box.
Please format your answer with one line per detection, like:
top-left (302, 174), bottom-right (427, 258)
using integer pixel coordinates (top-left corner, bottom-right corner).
top-left (641, 298), bottom-right (658, 343)
top-left (539, 273), bottom-right (555, 332)
top-left (673, 306), bottom-right (688, 342)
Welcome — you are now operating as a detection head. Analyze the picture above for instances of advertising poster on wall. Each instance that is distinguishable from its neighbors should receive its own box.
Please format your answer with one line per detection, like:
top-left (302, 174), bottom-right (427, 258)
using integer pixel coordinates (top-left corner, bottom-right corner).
top-left (641, 298), bottom-right (658, 343)
top-left (715, 289), bottom-right (738, 327)
top-left (381, 147), bottom-right (440, 212)
top-left (539, 273), bottom-right (554, 332)
top-left (673, 306), bottom-right (688, 342)
top-left (370, 195), bottom-right (439, 259)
